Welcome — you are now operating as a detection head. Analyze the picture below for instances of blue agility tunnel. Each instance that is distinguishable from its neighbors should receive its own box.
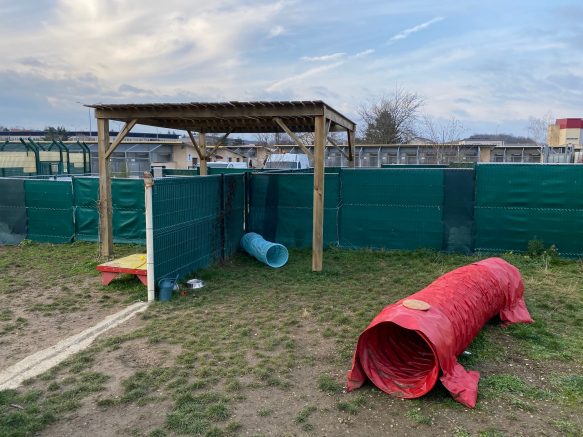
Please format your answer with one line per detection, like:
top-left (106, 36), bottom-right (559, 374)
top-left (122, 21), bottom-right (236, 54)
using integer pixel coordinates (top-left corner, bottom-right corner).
top-left (240, 232), bottom-right (289, 268)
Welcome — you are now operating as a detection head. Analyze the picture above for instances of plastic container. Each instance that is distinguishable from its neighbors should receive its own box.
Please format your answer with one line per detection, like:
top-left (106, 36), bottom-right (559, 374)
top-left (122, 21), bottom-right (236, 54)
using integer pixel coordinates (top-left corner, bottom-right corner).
top-left (240, 232), bottom-right (289, 268)
top-left (158, 275), bottom-right (178, 302)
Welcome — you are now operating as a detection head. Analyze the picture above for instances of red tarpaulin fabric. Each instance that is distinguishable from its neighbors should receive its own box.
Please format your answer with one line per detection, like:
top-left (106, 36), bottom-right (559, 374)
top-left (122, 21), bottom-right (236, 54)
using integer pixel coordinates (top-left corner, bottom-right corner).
top-left (347, 257), bottom-right (533, 408)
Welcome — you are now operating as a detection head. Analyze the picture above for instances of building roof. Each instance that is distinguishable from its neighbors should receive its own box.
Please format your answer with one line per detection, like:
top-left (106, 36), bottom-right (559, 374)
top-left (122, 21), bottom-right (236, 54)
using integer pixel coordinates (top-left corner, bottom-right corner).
top-left (86, 101), bottom-right (356, 134)
top-left (556, 118), bottom-right (583, 129)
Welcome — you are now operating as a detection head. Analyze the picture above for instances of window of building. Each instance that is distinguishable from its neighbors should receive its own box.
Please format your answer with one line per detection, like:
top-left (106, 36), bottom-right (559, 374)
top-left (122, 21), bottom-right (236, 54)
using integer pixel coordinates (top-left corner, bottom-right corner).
top-left (511, 154), bottom-right (522, 162)
top-left (228, 157), bottom-right (232, 162)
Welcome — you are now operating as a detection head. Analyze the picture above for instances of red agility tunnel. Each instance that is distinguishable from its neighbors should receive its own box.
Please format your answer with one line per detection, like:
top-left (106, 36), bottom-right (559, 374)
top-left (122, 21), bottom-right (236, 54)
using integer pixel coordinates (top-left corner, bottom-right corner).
top-left (347, 257), bottom-right (533, 408)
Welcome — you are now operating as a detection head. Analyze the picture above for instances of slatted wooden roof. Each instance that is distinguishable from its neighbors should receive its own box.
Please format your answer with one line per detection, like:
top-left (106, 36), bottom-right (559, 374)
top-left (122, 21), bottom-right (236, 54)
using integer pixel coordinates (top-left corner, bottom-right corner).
top-left (86, 100), bottom-right (355, 134)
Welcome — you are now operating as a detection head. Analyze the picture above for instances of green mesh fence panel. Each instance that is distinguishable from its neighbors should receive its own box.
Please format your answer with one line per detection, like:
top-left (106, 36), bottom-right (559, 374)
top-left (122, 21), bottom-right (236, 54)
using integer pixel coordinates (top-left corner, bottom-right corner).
top-left (223, 174), bottom-right (245, 256)
top-left (474, 164), bottom-right (583, 256)
top-left (248, 173), bottom-right (339, 248)
top-left (162, 168), bottom-right (199, 176)
top-left (152, 176), bottom-right (223, 281)
top-left (73, 177), bottom-right (145, 243)
top-left (0, 179), bottom-right (27, 244)
top-left (24, 180), bottom-right (74, 243)
top-left (339, 169), bottom-right (444, 250)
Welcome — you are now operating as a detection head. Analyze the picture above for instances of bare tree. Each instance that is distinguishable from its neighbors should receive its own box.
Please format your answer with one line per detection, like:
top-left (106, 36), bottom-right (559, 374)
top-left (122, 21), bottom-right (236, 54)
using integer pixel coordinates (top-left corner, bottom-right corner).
top-left (254, 132), bottom-right (292, 145)
top-left (527, 111), bottom-right (554, 147)
top-left (358, 87), bottom-right (424, 144)
top-left (419, 115), bottom-right (466, 164)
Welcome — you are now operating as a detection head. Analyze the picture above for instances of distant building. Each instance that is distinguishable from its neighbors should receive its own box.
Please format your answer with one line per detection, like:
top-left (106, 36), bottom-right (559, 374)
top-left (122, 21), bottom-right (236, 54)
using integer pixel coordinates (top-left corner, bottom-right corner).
top-left (548, 118), bottom-right (583, 148)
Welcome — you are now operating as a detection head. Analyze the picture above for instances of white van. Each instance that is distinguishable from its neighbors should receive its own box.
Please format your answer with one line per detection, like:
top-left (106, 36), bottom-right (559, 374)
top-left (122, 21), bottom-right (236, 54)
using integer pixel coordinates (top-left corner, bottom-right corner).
top-left (265, 153), bottom-right (311, 170)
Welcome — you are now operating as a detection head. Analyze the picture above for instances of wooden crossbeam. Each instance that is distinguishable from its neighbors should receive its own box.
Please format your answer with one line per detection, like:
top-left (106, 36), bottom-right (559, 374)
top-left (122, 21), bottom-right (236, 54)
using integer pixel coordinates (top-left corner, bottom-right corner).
top-left (105, 119), bottom-right (137, 159)
top-left (207, 130), bottom-right (233, 158)
top-left (326, 136), bottom-right (350, 160)
top-left (273, 117), bottom-right (314, 161)
top-left (186, 130), bottom-right (204, 159)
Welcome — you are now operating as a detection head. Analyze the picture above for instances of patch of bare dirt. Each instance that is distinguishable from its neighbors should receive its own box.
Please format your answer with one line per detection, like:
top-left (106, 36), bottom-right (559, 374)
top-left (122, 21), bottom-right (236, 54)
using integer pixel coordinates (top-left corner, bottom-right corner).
top-left (0, 281), bottom-right (137, 369)
top-left (42, 337), bottom-right (182, 437)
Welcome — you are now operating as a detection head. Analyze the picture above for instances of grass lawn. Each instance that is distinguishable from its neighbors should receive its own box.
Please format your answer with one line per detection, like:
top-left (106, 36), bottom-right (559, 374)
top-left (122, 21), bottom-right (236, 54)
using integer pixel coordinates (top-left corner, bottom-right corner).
top-left (0, 243), bottom-right (582, 436)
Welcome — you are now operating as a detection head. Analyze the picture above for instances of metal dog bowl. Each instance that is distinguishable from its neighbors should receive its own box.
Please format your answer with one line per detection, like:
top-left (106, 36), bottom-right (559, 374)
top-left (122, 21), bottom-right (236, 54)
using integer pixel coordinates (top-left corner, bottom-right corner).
top-left (186, 279), bottom-right (205, 289)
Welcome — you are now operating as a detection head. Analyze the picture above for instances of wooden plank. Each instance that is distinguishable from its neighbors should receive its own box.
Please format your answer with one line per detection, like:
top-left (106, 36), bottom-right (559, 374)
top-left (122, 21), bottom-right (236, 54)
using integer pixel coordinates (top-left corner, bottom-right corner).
top-left (207, 130), bottom-right (233, 158)
top-left (105, 119), bottom-right (137, 159)
top-left (327, 136), bottom-right (350, 160)
top-left (95, 105), bottom-right (327, 121)
top-left (97, 118), bottom-right (113, 257)
top-left (186, 130), bottom-right (204, 161)
top-left (199, 132), bottom-right (208, 176)
top-left (312, 115), bottom-right (325, 272)
top-left (324, 107), bottom-right (357, 132)
top-left (273, 117), bottom-right (314, 161)
top-left (347, 129), bottom-right (356, 168)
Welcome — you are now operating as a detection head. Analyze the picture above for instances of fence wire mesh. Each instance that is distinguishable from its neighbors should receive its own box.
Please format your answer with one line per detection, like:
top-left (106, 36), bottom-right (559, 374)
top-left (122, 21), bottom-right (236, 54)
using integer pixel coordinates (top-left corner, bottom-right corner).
top-left (151, 174), bottom-right (245, 281)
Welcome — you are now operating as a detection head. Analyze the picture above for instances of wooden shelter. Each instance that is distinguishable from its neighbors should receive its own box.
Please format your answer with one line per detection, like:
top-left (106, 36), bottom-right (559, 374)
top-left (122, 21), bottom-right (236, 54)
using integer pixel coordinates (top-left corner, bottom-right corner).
top-left (87, 101), bottom-right (357, 271)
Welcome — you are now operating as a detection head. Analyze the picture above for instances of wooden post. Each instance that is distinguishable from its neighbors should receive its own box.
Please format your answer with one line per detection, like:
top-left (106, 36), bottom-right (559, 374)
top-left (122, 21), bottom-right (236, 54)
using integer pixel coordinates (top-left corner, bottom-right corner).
top-left (199, 132), bottom-right (208, 175)
top-left (312, 115), bottom-right (326, 272)
top-left (97, 118), bottom-right (113, 257)
top-left (348, 129), bottom-right (356, 168)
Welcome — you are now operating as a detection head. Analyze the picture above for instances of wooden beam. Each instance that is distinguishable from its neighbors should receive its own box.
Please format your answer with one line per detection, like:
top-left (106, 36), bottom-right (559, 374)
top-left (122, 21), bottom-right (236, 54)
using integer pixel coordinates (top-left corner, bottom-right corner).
top-left (324, 107), bottom-right (357, 132)
top-left (312, 115), bottom-right (325, 272)
top-left (97, 118), bottom-right (113, 257)
top-left (207, 130), bottom-right (233, 158)
top-left (95, 105), bottom-right (327, 121)
top-left (273, 117), bottom-right (314, 161)
top-left (327, 136), bottom-right (349, 160)
top-left (199, 132), bottom-right (208, 176)
top-left (105, 119), bottom-right (137, 159)
top-left (347, 129), bottom-right (356, 168)
top-left (187, 130), bottom-right (204, 161)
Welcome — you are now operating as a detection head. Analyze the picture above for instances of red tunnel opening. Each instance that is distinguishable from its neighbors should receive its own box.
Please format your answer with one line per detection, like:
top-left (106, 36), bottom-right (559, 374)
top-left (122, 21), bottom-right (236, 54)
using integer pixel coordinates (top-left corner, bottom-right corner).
top-left (358, 322), bottom-right (439, 398)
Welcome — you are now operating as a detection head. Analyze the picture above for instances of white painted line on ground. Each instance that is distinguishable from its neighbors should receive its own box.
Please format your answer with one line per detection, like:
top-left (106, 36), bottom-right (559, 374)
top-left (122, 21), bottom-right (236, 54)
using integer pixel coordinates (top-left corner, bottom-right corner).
top-left (0, 301), bottom-right (149, 390)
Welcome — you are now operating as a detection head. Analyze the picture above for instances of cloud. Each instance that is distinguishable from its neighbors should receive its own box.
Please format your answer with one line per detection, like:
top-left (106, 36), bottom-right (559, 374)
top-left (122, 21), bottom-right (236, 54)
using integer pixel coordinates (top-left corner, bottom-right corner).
top-left (1, 0), bottom-right (288, 85)
top-left (268, 25), bottom-right (285, 37)
top-left (388, 16), bottom-right (444, 43)
top-left (354, 49), bottom-right (375, 57)
top-left (301, 52), bottom-right (346, 62)
top-left (266, 61), bottom-right (345, 92)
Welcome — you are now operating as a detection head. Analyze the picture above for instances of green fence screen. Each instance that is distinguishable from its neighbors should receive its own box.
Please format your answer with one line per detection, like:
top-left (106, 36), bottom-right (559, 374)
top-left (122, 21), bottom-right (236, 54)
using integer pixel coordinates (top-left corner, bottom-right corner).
top-left (248, 173), bottom-right (339, 248)
top-left (24, 180), bottom-right (74, 243)
top-left (0, 179), bottom-right (27, 244)
top-left (339, 169), bottom-right (444, 250)
top-left (152, 174), bottom-right (245, 281)
top-left (474, 164), bottom-right (583, 256)
top-left (73, 177), bottom-right (145, 243)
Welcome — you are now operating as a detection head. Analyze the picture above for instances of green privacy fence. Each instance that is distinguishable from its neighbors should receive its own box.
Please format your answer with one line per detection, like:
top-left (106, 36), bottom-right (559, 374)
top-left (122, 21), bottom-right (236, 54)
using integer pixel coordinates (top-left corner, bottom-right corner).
top-left (0, 179), bottom-right (27, 244)
top-left (247, 165), bottom-right (582, 256)
top-left (151, 174), bottom-right (245, 281)
top-left (73, 178), bottom-right (145, 243)
top-left (0, 177), bottom-right (145, 244)
top-left (247, 169), bottom-right (474, 253)
top-left (474, 164), bottom-right (583, 256)
top-left (339, 169), bottom-right (445, 250)
top-left (25, 180), bottom-right (75, 243)
top-left (249, 173), bottom-right (340, 248)
top-left (162, 167), bottom-right (255, 177)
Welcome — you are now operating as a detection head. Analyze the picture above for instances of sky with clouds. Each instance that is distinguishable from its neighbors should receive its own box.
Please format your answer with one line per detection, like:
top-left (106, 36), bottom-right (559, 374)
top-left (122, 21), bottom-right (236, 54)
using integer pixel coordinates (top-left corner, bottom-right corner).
top-left (0, 0), bottom-right (581, 136)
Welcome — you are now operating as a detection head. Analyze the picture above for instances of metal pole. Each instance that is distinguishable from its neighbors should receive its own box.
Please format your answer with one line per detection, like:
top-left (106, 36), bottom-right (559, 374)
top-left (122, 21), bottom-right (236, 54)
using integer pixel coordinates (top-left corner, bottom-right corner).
top-left (144, 172), bottom-right (155, 302)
